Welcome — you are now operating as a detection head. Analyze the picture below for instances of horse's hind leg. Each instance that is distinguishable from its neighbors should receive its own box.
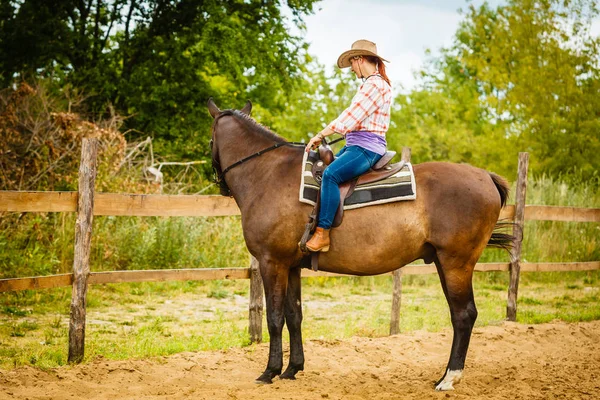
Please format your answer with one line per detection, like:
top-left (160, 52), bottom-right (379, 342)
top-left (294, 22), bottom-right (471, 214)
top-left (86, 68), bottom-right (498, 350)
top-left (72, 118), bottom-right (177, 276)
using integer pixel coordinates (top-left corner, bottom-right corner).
top-left (280, 266), bottom-right (304, 379)
top-left (256, 261), bottom-right (289, 384)
top-left (434, 252), bottom-right (478, 391)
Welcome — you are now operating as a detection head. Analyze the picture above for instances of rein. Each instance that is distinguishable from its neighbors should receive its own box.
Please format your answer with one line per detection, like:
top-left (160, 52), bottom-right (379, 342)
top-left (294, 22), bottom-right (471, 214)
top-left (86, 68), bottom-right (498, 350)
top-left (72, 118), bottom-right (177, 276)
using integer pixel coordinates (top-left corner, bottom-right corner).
top-left (216, 137), bottom-right (343, 180)
top-left (211, 112), bottom-right (343, 195)
top-left (218, 141), bottom-right (305, 180)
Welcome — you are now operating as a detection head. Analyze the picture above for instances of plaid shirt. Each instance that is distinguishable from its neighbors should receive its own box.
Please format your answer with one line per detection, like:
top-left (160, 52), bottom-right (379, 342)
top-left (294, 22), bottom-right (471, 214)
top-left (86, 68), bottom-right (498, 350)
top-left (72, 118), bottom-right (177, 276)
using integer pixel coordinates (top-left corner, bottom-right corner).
top-left (328, 74), bottom-right (392, 136)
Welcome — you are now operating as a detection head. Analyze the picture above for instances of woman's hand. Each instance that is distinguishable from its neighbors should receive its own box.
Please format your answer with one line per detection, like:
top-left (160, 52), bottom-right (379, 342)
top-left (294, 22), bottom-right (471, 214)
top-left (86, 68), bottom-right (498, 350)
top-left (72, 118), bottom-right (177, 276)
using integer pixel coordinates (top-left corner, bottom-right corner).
top-left (306, 127), bottom-right (334, 152)
top-left (305, 133), bottom-right (323, 153)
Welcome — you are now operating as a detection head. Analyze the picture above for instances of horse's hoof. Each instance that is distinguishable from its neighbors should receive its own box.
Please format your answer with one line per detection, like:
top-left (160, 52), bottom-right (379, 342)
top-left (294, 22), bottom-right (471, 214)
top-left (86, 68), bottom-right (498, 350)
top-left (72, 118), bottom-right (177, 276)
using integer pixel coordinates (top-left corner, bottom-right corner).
top-left (255, 371), bottom-right (277, 384)
top-left (280, 364), bottom-right (303, 380)
top-left (435, 369), bottom-right (462, 391)
top-left (280, 370), bottom-right (297, 380)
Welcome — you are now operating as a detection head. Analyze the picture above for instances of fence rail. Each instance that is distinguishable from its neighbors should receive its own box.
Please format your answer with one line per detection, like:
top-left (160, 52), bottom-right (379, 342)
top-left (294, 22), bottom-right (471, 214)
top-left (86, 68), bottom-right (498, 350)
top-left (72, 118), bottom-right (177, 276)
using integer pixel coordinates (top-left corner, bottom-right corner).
top-left (1, 140), bottom-right (598, 363)
top-left (2, 262), bottom-right (598, 293)
top-left (1, 192), bottom-right (599, 222)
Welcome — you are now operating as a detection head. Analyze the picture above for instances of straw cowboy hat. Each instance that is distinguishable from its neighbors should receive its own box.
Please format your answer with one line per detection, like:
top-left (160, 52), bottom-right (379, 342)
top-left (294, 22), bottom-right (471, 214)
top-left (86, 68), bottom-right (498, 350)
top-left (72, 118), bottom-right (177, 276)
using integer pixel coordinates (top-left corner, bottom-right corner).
top-left (337, 39), bottom-right (390, 68)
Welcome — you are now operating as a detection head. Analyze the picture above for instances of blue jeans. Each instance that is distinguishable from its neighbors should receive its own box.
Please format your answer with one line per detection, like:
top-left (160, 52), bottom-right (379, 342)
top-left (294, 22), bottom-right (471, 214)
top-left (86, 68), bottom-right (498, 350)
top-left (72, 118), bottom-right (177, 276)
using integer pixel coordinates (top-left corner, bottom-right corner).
top-left (317, 146), bottom-right (383, 229)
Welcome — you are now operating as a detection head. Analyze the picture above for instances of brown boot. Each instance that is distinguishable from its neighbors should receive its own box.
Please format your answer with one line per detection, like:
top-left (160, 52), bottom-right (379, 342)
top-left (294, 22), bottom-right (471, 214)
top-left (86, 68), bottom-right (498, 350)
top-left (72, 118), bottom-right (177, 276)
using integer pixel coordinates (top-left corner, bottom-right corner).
top-left (306, 227), bottom-right (330, 252)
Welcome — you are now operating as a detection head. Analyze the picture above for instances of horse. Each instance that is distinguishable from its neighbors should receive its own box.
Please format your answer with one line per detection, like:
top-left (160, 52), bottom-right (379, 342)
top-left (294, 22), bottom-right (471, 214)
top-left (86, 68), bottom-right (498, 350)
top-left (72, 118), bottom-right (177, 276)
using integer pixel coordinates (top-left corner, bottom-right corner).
top-left (207, 98), bottom-right (515, 391)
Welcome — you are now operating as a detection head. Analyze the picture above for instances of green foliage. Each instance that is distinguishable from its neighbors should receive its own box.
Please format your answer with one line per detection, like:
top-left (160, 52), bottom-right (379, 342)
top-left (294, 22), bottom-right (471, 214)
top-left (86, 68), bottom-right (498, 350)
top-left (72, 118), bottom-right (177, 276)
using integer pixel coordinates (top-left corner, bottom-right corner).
top-left (0, 214), bottom-right (249, 279)
top-left (256, 62), bottom-right (359, 143)
top-left (390, 0), bottom-right (600, 180)
top-left (0, 0), bottom-right (319, 159)
top-left (457, 0), bottom-right (600, 178)
top-left (389, 86), bottom-right (515, 177)
top-left (2, 0), bottom-right (599, 183)
top-left (525, 172), bottom-right (600, 207)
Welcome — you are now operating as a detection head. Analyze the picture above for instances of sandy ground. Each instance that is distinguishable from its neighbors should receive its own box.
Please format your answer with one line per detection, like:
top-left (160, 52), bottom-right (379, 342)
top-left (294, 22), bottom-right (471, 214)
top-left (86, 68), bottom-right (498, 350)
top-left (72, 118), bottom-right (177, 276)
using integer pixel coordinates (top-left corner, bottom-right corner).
top-left (0, 320), bottom-right (599, 400)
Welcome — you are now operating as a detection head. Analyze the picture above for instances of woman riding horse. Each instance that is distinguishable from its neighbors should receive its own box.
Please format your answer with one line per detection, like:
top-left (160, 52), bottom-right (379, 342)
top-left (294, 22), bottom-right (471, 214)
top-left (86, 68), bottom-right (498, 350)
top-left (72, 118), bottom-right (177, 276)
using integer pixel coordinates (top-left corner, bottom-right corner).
top-left (305, 39), bottom-right (392, 253)
top-left (207, 40), bottom-right (514, 391)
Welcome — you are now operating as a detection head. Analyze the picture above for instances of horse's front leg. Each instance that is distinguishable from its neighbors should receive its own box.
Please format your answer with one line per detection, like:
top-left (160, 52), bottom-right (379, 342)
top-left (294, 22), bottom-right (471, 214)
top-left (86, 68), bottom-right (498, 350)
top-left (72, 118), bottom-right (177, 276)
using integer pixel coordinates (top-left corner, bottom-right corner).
top-left (256, 261), bottom-right (289, 384)
top-left (280, 266), bottom-right (304, 379)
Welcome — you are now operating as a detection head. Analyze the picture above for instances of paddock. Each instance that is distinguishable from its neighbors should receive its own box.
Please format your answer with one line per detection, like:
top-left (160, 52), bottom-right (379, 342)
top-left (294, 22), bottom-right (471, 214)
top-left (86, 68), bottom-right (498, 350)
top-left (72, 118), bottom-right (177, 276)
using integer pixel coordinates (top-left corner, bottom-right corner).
top-left (1, 320), bottom-right (599, 399)
top-left (0, 140), bottom-right (599, 397)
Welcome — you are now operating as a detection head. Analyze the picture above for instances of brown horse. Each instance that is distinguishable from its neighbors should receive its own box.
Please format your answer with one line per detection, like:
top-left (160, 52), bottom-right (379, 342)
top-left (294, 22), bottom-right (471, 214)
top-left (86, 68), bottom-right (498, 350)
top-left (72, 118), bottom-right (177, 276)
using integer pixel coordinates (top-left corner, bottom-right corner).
top-left (207, 99), bottom-right (515, 391)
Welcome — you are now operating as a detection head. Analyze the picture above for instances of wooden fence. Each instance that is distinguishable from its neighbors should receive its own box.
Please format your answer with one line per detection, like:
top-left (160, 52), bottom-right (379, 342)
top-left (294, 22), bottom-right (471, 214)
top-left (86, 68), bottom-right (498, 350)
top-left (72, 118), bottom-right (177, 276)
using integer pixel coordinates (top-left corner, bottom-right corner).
top-left (1, 139), bottom-right (599, 363)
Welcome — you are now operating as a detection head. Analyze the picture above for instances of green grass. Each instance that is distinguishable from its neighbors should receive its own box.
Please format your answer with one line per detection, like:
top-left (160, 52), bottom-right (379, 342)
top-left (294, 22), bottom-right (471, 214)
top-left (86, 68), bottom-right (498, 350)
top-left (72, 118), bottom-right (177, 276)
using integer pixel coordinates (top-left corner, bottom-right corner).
top-left (0, 270), bottom-right (598, 369)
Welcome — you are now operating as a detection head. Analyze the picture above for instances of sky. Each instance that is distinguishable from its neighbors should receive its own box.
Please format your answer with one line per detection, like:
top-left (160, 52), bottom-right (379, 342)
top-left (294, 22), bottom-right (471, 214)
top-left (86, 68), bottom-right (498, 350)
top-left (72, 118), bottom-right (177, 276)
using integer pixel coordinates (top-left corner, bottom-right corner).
top-left (301, 0), bottom-right (503, 92)
top-left (301, 0), bottom-right (599, 92)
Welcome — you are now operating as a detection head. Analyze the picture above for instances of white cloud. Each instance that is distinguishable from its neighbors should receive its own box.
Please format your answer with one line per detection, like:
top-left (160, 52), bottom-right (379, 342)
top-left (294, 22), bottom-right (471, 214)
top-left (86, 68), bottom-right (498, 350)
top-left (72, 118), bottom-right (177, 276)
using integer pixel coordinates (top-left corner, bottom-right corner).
top-left (591, 18), bottom-right (600, 37)
top-left (304, 0), bottom-right (464, 92)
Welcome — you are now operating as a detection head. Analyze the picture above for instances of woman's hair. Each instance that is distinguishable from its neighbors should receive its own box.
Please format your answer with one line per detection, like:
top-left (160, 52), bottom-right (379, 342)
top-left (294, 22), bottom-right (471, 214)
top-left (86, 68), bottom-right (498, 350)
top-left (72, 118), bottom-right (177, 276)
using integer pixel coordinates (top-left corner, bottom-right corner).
top-left (365, 56), bottom-right (391, 87)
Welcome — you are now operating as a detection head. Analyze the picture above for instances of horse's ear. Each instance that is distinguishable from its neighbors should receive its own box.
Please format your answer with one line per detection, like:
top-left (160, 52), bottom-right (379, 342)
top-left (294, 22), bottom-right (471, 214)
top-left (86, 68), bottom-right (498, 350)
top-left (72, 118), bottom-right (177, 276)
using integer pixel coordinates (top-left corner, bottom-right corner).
top-left (207, 97), bottom-right (221, 119)
top-left (240, 100), bottom-right (252, 115)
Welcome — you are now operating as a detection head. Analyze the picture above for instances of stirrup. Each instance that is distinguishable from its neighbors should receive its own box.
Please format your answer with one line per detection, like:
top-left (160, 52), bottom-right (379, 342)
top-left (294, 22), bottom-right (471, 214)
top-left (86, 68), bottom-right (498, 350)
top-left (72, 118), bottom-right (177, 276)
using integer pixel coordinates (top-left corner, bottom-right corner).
top-left (311, 252), bottom-right (319, 271)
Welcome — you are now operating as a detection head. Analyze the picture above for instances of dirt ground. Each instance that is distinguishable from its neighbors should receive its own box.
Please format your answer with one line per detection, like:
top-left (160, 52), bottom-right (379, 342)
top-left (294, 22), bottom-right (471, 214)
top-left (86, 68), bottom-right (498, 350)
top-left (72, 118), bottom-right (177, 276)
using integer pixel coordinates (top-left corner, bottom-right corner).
top-left (0, 320), bottom-right (598, 400)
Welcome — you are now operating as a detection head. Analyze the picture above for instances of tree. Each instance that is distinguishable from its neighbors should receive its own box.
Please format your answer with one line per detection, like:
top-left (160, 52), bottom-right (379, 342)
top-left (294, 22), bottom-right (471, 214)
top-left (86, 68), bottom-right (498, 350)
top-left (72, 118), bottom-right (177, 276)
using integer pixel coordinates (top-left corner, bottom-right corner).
top-left (0, 0), bottom-right (319, 159)
top-left (456, 0), bottom-right (599, 177)
top-left (255, 60), bottom-right (359, 144)
top-left (390, 0), bottom-right (600, 179)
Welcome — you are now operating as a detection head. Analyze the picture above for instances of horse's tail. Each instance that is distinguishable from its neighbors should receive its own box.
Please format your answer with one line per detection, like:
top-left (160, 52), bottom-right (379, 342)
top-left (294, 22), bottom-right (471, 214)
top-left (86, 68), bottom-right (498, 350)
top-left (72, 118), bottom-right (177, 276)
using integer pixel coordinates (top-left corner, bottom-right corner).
top-left (489, 172), bottom-right (509, 208)
top-left (487, 172), bottom-right (519, 255)
top-left (487, 223), bottom-right (518, 254)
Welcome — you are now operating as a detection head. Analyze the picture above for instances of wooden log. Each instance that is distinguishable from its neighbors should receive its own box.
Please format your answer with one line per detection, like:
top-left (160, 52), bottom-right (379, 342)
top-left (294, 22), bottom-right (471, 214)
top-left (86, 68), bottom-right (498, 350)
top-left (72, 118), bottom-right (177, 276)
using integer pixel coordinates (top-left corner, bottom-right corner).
top-left (303, 262), bottom-right (510, 278)
top-left (93, 193), bottom-right (240, 217)
top-left (499, 205), bottom-right (515, 220)
top-left (389, 147), bottom-right (412, 335)
top-left (0, 191), bottom-right (78, 212)
top-left (0, 274), bottom-right (73, 292)
top-left (474, 263), bottom-right (510, 272)
top-left (89, 268), bottom-right (249, 285)
top-left (68, 138), bottom-right (98, 364)
top-left (507, 152), bottom-right (529, 321)
top-left (520, 261), bottom-right (600, 272)
top-left (3, 191), bottom-right (599, 222)
top-left (0, 262), bottom-right (598, 293)
top-left (0, 192), bottom-right (241, 216)
top-left (524, 205), bottom-right (600, 222)
top-left (248, 256), bottom-right (264, 343)
top-left (389, 270), bottom-right (402, 335)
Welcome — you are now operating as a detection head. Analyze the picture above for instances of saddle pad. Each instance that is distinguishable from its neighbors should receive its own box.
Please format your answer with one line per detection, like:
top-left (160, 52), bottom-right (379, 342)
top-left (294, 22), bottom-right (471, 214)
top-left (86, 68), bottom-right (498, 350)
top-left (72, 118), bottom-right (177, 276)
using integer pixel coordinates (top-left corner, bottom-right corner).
top-left (299, 150), bottom-right (417, 210)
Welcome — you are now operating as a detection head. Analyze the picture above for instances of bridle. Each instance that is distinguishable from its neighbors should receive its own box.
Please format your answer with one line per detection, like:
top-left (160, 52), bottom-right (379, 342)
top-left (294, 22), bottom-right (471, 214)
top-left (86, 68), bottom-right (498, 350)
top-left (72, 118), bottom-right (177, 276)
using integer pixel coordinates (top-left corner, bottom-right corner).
top-left (210, 110), bottom-right (342, 196)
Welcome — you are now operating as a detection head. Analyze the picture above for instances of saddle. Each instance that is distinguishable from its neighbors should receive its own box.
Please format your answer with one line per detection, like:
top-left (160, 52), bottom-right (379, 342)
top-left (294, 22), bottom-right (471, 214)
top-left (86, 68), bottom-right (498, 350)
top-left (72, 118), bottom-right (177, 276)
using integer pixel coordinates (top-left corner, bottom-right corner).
top-left (298, 145), bottom-right (406, 270)
top-left (311, 146), bottom-right (405, 227)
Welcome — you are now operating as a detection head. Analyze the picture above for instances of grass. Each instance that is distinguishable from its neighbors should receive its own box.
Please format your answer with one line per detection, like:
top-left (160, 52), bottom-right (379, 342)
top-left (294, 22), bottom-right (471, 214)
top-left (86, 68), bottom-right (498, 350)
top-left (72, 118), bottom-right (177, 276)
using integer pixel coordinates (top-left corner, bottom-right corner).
top-left (0, 270), bottom-right (598, 369)
top-left (0, 175), bottom-right (598, 369)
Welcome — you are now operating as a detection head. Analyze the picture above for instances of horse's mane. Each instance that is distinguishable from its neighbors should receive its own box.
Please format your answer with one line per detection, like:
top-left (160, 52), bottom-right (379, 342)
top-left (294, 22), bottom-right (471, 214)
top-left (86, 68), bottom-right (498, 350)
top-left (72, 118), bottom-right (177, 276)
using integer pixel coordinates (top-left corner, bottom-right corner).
top-left (218, 109), bottom-right (287, 144)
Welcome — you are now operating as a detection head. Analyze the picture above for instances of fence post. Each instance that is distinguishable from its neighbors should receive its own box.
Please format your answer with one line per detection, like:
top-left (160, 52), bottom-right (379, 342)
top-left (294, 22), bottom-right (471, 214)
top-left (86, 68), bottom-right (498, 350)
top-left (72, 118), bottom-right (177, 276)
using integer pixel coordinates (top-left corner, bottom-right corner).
top-left (68, 138), bottom-right (98, 363)
top-left (249, 256), bottom-right (263, 343)
top-left (506, 152), bottom-right (529, 321)
top-left (390, 147), bottom-right (411, 335)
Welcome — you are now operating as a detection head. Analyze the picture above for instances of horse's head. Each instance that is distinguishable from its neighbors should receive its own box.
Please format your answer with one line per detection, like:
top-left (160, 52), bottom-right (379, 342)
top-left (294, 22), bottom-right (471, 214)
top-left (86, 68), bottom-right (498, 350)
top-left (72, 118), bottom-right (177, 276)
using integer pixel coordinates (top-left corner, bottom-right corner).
top-left (207, 98), bottom-right (253, 196)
